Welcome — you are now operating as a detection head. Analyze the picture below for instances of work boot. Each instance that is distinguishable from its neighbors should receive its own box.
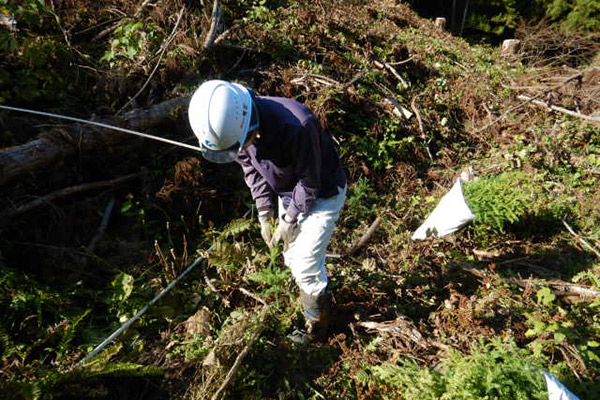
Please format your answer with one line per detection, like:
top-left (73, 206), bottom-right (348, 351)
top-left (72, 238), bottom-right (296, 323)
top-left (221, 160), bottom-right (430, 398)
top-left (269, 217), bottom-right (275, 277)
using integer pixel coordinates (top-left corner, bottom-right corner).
top-left (287, 290), bottom-right (331, 345)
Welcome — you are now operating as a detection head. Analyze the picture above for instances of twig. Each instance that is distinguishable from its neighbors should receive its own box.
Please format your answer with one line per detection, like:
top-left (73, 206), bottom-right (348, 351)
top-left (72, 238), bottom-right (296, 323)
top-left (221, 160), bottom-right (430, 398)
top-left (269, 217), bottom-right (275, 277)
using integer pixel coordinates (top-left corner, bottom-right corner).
top-left (204, 268), bottom-right (231, 307)
top-left (93, 1), bottom-right (152, 41)
top-left (214, 25), bottom-right (237, 46)
top-left (373, 60), bottom-right (409, 88)
top-left (517, 95), bottom-right (600, 123)
top-left (73, 18), bottom-right (121, 36)
top-left (471, 100), bottom-right (531, 134)
top-left (410, 96), bottom-right (425, 137)
top-left (87, 196), bottom-right (115, 253)
top-left (557, 345), bottom-right (582, 380)
top-left (347, 216), bottom-right (382, 255)
top-left (94, 21), bottom-right (122, 41)
top-left (562, 220), bottom-right (600, 258)
top-left (117, 6), bottom-right (185, 114)
top-left (0, 173), bottom-right (140, 225)
top-left (210, 308), bottom-right (268, 400)
top-left (292, 73), bottom-right (340, 86)
top-left (203, 0), bottom-right (222, 49)
top-left (135, 0), bottom-right (154, 18)
top-left (387, 56), bottom-right (414, 66)
top-left (223, 49), bottom-right (248, 76)
top-left (339, 70), bottom-right (366, 93)
top-left (238, 287), bottom-right (267, 306)
top-left (410, 95), bottom-right (434, 161)
top-left (48, 1), bottom-right (71, 46)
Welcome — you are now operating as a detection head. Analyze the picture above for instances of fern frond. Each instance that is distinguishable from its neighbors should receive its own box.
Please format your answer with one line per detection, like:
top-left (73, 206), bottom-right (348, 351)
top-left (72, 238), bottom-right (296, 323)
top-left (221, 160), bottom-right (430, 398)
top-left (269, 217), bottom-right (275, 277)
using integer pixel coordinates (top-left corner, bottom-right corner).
top-left (219, 218), bottom-right (253, 239)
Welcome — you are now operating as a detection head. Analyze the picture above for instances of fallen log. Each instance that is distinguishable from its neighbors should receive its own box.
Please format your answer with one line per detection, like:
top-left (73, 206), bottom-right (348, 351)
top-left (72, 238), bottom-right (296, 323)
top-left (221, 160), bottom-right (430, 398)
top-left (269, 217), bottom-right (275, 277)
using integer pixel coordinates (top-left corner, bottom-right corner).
top-left (0, 96), bottom-right (191, 186)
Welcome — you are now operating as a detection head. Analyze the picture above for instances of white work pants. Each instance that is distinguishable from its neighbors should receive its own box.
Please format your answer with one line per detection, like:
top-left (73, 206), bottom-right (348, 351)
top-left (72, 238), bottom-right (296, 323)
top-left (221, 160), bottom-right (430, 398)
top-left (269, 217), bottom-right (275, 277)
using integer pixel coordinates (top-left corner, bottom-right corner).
top-left (278, 186), bottom-right (346, 298)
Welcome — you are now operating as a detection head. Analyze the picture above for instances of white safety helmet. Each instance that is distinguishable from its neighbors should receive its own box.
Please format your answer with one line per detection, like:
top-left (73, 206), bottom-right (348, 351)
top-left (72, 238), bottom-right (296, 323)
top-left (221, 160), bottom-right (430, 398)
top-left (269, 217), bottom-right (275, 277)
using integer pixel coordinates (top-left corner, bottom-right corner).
top-left (188, 80), bottom-right (259, 163)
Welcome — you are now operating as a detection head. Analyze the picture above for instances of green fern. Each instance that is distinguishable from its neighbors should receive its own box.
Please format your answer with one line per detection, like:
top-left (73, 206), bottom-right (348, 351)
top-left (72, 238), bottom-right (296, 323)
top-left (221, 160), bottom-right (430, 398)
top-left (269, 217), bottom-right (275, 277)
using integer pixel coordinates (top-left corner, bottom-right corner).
top-left (248, 265), bottom-right (292, 296)
top-left (573, 268), bottom-right (600, 290)
top-left (463, 172), bottom-right (538, 233)
top-left (219, 218), bottom-right (253, 239)
top-left (359, 338), bottom-right (549, 400)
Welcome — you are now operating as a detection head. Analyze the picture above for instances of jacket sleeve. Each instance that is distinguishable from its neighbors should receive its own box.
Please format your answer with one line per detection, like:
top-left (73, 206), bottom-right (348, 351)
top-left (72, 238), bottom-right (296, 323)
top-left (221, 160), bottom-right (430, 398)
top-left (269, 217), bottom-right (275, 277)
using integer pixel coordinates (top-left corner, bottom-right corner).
top-left (237, 152), bottom-right (276, 213)
top-left (286, 117), bottom-right (322, 220)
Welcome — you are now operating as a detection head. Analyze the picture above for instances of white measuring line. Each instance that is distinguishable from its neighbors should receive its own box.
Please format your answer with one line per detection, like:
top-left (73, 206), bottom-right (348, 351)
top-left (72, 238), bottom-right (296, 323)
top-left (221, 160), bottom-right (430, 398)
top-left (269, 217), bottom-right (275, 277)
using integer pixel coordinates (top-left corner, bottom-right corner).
top-left (0, 105), bottom-right (260, 362)
top-left (81, 249), bottom-right (212, 364)
top-left (0, 105), bottom-right (203, 152)
top-left (82, 208), bottom-right (255, 362)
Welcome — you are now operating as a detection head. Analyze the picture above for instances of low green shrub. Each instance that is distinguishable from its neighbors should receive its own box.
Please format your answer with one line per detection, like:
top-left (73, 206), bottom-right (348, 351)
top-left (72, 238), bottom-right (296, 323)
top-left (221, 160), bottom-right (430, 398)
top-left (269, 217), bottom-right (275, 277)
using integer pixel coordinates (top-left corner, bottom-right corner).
top-left (463, 172), bottom-right (539, 233)
top-left (358, 338), bottom-right (549, 400)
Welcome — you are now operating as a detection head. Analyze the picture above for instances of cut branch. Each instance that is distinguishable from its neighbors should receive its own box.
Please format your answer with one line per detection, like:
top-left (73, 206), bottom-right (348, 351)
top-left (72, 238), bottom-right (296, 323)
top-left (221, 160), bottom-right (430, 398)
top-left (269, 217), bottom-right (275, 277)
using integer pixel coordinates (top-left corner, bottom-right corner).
top-left (517, 95), bottom-right (600, 123)
top-left (117, 6), bottom-right (186, 114)
top-left (339, 70), bottom-right (365, 93)
top-left (374, 60), bottom-right (410, 88)
top-left (87, 196), bottom-right (116, 254)
top-left (0, 174), bottom-right (140, 226)
top-left (562, 219), bottom-right (600, 258)
top-left (347, 216), bottom-right (382, 255)
top-left (238, 287), bottom-right (267, 306)
top-left (203, 0), bottom-right (222, 49)
top-left (210, 307), bottom-right (268, 400)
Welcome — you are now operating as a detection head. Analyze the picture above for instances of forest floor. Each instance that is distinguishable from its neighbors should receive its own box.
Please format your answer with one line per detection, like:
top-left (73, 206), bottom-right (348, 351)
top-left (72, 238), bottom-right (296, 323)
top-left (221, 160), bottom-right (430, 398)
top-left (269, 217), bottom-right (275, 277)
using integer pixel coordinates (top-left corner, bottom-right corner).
top-left (0, 1), bottom-right (599, 399)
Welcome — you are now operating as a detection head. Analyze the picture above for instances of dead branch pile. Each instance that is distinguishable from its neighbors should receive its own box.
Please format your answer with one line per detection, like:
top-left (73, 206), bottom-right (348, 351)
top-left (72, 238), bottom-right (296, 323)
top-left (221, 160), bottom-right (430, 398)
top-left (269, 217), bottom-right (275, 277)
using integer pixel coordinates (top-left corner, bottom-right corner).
top-left (513, 66), bottom-right (600, 118)
top-left (516, 22), bottom-right (600, 68)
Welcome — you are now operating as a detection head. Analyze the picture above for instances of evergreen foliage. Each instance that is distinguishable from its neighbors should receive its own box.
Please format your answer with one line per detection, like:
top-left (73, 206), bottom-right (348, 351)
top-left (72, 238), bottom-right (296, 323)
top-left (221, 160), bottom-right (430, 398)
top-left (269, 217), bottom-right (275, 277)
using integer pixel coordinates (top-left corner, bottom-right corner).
top-left (359, 339), bottom-right (548, 400)
top-left (463, 172), bottom-right (538, 233)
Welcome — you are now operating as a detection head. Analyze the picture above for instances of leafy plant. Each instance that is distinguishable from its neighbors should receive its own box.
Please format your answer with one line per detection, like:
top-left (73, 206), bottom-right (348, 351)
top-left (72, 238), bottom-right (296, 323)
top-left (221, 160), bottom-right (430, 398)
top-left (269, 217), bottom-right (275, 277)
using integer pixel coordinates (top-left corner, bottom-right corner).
top-left (358, 338), bottom-right (549, 400)
top-left (109, 272), bottom-right (135, 321)
top-left (247, 264), bottom-right (291, 296)
top-left (345, 176), bottom-right (377, 222)
top-left (101, 20), bottom-right (156, 67)
top-left (463, 172), bottom-right (539, 233)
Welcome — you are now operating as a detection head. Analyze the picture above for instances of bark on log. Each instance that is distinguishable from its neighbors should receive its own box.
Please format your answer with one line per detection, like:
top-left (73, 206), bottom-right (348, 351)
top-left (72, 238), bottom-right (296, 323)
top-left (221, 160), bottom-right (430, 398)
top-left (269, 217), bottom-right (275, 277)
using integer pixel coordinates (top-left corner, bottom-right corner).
top-left (0, 97), bottom-right (190, 186)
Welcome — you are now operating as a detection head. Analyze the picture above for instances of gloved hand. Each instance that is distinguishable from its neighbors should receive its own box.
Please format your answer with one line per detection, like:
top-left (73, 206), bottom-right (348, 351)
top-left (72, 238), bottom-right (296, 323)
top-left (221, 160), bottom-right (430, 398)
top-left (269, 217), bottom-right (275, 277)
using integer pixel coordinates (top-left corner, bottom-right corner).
top-left (258, 210), bottom-right (275, 247)
top-left (269, 214), bottom-right (299, 250)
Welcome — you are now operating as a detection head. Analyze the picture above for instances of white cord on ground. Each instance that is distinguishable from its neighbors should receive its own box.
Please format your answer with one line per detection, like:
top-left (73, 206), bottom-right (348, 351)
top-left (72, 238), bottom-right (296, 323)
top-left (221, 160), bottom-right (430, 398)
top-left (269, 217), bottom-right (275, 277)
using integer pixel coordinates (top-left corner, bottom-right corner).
top-left (0, 105), bottom-right (203, 152)
top-left (81, 248), bottom-right (212, 364)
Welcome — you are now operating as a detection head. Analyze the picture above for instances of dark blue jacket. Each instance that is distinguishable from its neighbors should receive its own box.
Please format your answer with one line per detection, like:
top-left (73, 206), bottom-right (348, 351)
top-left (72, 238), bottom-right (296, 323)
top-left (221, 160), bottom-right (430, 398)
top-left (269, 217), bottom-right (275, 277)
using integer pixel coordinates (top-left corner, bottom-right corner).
top-left (237, 96), bottom-right (346, 220)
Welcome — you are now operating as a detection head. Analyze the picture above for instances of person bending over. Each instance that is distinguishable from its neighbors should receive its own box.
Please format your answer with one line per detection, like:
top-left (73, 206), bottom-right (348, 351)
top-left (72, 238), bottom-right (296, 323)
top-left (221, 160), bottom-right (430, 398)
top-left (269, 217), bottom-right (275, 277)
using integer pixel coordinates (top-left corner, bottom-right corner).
top-left (188, 80), bottom-right (346, 344)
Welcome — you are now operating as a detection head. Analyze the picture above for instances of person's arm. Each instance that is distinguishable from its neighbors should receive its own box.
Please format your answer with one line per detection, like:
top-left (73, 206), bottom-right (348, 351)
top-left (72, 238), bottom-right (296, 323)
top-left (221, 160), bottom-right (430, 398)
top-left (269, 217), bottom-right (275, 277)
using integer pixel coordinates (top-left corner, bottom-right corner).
top-left (285, 117), bottom-right (322, 221)
top-left (237, 152), bottom-right (276, 213)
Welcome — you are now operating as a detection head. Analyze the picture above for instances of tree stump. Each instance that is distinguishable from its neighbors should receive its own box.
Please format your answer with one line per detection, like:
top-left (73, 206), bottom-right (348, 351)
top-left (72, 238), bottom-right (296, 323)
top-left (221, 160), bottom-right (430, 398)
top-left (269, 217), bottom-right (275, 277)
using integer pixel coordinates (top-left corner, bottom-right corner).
top-left (434, 17), bottom-right (446, 30)
top-left (501, 39), bottom-right (521, 55)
